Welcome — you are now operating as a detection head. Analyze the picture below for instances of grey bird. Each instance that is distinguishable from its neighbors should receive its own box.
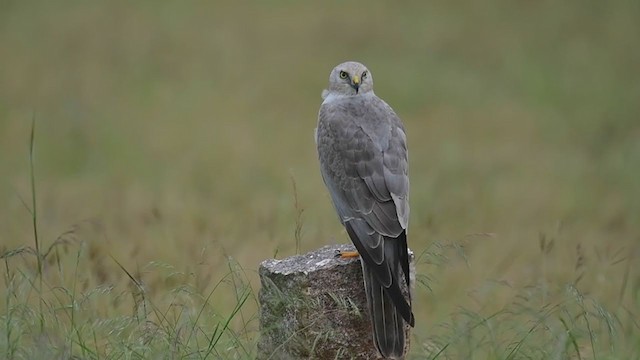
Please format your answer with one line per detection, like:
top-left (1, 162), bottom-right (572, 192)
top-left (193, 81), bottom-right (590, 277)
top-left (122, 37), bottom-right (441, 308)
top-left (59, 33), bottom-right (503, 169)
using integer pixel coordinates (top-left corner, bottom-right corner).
top-left (316, 61), bottom-right (414, 359)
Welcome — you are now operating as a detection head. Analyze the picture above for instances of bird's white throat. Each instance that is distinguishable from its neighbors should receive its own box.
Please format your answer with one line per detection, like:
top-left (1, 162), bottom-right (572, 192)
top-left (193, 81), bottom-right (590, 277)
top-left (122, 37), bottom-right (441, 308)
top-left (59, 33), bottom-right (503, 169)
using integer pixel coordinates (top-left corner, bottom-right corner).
top-left (321, 90), bottom-right (376, 105)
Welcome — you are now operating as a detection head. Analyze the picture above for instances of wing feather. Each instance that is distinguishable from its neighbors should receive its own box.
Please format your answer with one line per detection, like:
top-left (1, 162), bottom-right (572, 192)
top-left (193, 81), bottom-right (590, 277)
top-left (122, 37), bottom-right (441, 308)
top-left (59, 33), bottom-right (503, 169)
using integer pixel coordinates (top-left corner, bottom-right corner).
top-left (317, 94), bottom-right (413, 328)
top-left (317, 96), bottom-right (409, 236)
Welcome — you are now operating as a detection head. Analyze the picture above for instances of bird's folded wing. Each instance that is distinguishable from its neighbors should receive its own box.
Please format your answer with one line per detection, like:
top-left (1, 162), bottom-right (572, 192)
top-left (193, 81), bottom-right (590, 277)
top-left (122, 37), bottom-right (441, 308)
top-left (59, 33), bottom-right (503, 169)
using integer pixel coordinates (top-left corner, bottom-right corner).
top-left (318, 99), bottom-right (409, 237)
top-left (317, 98), bottom-right (409, 282)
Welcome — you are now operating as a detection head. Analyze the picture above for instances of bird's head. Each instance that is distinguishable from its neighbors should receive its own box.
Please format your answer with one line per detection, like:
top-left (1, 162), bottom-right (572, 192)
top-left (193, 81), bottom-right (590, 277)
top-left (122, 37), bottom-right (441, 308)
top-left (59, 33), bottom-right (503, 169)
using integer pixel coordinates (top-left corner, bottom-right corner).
top-left (325, 61), bottom-right (374, 97)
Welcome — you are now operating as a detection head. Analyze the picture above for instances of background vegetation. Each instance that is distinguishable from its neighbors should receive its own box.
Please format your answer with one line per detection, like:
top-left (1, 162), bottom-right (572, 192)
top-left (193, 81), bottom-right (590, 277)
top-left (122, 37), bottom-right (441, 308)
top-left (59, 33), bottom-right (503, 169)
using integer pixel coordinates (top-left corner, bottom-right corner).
top-left (1, 1), bottom-right (639, 358)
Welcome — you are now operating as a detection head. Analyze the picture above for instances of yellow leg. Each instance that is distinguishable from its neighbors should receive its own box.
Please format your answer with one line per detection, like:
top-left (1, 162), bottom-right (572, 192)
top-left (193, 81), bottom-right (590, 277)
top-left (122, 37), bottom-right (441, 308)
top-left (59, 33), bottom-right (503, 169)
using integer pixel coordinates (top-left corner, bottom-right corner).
top-left (334, 250), bottom-right (360, 259)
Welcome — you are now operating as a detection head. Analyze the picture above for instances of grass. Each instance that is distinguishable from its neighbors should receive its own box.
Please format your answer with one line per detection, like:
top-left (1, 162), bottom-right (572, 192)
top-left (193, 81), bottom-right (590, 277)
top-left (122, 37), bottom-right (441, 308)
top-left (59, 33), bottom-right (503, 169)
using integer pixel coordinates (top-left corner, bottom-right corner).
top-left (2, 224), bottom-right (259, 359)
top-left (1, 1), bottom-right (639, 358)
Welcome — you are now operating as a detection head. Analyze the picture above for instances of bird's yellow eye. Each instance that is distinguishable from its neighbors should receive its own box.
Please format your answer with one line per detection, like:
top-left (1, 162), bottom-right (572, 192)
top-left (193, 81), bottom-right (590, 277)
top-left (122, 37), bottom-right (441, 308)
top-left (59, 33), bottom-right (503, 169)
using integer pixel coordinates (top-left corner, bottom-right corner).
top-left (339, 71), bottom-right (348, 79)
top-left (361, 71), bottom-right (367, 79)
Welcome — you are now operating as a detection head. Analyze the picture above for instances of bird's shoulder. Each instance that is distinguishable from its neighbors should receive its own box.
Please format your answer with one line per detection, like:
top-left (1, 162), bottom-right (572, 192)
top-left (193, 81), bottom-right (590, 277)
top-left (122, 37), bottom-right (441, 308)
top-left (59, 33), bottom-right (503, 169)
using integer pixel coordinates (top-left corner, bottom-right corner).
top-left (319, 94), bottom-right (404, 153)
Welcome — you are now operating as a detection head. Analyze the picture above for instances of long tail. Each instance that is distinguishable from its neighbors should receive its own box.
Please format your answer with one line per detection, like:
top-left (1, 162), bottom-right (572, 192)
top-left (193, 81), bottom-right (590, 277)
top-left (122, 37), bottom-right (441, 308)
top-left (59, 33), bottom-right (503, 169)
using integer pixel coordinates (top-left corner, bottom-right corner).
top-left (344, 221), bottom-right (413, 358)
top-left (361, 232), bottom-right (411, 359)
top-left (362, 260), bottom-right (405, 358)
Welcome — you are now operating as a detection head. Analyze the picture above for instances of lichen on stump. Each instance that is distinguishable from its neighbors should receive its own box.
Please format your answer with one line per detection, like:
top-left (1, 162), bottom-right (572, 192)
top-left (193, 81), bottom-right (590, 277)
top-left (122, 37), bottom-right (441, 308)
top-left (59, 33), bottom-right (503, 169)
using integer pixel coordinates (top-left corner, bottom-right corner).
top-left (257, 244), bottom-right (414, 359)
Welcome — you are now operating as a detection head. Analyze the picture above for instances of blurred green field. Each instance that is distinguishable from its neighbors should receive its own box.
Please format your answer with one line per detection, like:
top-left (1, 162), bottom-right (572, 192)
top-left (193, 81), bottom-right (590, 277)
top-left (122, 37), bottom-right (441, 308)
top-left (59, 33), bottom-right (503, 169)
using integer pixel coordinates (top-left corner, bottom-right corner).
top-left (1, 1), bottom-right (639, 358)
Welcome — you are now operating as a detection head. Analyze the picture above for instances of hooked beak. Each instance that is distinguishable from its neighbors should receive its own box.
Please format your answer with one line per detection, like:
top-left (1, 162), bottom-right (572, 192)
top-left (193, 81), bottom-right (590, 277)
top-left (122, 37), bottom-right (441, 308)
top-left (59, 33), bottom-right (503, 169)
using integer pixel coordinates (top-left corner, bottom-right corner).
top-left (351, 75), bottom-right (360, 93)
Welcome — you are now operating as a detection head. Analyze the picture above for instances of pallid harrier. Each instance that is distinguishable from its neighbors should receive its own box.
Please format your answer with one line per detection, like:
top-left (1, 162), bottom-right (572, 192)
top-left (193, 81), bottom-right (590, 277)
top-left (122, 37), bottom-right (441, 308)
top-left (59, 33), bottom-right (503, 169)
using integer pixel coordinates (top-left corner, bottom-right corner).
top-left (316, 61), bottom-right (414, 359)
